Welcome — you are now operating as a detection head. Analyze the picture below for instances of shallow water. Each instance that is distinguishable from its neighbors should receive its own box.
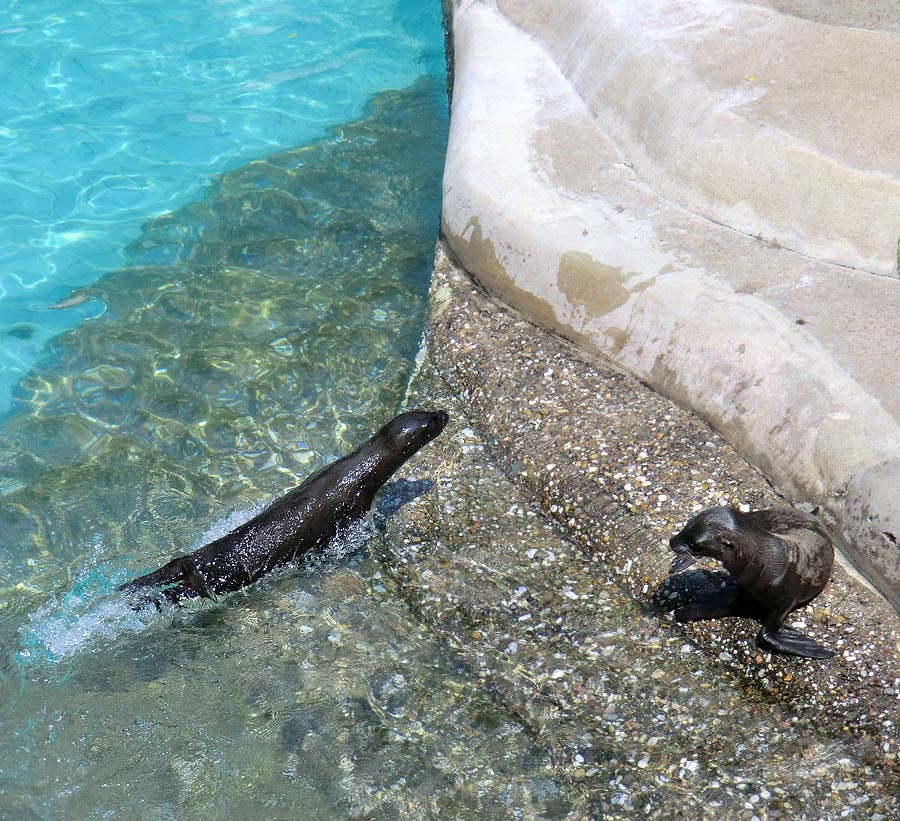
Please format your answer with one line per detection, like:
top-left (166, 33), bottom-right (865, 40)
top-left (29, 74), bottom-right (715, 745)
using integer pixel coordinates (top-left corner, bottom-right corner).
top-left (394, 329), bottom-right (900, 819)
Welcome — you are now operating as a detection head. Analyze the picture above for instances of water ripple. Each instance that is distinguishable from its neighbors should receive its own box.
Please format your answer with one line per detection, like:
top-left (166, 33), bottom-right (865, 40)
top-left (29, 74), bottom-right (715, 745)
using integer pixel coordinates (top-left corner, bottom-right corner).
top-left (0, 0), bottom-right (444, 410)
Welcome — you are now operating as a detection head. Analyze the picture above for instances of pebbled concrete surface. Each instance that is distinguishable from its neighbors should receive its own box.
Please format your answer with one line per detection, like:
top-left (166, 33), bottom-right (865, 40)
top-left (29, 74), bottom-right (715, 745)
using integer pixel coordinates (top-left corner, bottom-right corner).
top-left (375, 242), bottom-right (900, 817)
top-left (440, 0), bottom-right (900, 608)
top-left (756, 0), bottom-right (900, 33)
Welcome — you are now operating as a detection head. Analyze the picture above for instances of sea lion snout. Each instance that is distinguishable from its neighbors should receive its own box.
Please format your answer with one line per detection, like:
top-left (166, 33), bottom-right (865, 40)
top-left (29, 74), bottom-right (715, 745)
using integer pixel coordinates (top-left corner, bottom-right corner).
top-left (383, 409), bottom-right (450, 455)
top-left (668, 506), bottom-right (738, 573)
top-left (432, 409), bottom-right (450, 435)
top-left (669, 535), bottom-right (698, 573)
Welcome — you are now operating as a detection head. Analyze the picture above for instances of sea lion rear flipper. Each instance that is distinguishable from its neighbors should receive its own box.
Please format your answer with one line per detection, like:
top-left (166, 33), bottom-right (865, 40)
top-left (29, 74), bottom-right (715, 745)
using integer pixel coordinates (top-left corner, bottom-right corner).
top-left (118, 556), bottom-right (213, 604)
top-left (756, 625), bottom-right (834, 659)
top-left (117, 556), bottom-right (191, 593)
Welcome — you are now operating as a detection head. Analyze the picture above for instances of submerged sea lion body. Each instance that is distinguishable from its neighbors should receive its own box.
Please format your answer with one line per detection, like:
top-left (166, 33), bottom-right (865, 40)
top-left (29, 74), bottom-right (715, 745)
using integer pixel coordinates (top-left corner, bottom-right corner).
top-left (668, 506), bottom-right (834, 659)
top-left (119, 409), bottom-right (448, 605)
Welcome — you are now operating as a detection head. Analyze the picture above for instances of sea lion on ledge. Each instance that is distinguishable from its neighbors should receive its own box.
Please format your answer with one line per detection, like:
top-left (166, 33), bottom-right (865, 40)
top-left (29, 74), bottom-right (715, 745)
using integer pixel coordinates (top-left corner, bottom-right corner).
top-left (119, 409), bottom-right (449, 606)
top-left (667, 506), bottom-right (834, 659)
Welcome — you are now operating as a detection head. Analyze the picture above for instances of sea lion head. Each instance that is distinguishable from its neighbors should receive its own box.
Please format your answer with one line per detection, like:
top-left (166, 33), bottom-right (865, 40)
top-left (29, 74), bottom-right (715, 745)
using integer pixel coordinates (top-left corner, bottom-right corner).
top-left (378, 409), bottom-right (449, 459)
top-left (669, 506), bottom-right (739, 574)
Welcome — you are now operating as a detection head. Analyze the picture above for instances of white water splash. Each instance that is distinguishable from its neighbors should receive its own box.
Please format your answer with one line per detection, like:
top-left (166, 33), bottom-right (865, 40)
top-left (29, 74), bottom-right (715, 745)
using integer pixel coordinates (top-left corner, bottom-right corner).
top-left (16, 506), bottom-right (376, 668)
top-left (302, 518), bottom-right (375, 576)
top-left (192, 499), bottom-right (272, 548)
top-left (17, 541), bottom-right (150, 667)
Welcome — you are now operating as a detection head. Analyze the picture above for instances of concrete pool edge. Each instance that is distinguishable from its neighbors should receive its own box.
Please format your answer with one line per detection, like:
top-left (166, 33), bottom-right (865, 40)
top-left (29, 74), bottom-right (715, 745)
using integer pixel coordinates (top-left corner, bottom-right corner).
top-left (439, 0), bottom-right (900, 610)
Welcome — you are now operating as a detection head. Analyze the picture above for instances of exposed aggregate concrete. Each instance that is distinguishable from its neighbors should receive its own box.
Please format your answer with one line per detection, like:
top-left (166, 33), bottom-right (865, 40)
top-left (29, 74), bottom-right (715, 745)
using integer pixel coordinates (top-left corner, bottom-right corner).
top-left (375, 242), bottom-right (900, 818)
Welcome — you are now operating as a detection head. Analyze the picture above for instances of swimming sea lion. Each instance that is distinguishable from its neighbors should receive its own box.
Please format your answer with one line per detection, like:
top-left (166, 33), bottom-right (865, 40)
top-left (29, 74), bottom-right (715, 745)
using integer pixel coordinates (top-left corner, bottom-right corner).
top-left (119, 409), bottom-right (449, 605)
top-left (668, 506), bottom-right (834, 659)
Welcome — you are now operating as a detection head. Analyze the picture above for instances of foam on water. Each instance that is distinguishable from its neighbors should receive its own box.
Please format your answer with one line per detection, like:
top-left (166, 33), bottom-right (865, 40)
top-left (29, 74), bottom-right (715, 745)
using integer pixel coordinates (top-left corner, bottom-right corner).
top-left (18, 509), bottom-right (377, 667)
top-left (17, 541), bottom-right (148, 666)
top-left (301, 517), bottom-right (375, 575)
top-left (192, 498), bottom-right (272, 547)
top-left (16, 502), bottom-right (272, 667)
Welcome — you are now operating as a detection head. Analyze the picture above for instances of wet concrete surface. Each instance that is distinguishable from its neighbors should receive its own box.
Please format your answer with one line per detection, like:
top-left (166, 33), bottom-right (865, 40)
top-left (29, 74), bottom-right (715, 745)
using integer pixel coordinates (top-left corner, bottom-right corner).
top-left (373, 242), bottom-right (900, 818)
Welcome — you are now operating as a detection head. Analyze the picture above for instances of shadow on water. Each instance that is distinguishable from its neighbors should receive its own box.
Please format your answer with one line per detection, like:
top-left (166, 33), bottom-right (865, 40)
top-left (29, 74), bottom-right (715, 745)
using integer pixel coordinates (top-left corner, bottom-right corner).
top-left (0, 78), bottom-right (576, 819)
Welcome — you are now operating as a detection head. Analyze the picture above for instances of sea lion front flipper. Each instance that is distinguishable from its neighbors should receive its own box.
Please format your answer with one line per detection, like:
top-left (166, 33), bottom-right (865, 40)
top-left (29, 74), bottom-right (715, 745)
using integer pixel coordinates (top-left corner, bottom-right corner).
top-left (179, 563), bottom-right (214, 599)
top-left (159, 581), bottom-right (204, 606)
top-left (667, 571), bottom-right (759, 622)
top-left (756, 624), bottom-right (834, 659)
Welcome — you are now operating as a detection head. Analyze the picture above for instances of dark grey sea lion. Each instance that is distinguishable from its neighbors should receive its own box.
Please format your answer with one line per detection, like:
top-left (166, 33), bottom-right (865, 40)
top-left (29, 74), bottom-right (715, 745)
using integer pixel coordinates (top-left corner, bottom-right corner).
top-left (667, 506), bottom-right (834, 659)
top-left (119, 409), bottom-right (449, 606)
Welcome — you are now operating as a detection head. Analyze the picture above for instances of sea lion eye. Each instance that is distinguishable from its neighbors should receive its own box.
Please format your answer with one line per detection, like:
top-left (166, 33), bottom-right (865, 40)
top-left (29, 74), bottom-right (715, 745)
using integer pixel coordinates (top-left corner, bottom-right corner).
top-left (720, 537), bottom-right (734, 549)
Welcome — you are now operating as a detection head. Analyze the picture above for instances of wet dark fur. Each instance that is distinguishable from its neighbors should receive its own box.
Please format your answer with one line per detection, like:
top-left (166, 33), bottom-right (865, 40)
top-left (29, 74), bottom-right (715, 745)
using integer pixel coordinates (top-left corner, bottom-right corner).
top-left (119, 410), bottom-right (448, 606)
top-left (666, 506), bottom-right (834, 659)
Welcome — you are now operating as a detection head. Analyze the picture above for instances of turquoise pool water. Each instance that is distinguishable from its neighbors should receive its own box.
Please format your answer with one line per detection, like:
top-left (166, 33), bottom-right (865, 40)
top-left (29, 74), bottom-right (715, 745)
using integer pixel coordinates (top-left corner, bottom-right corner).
top-left (0, 0), bottom-right (441, 413)
top-left (0, 1), bottom-right (575, 817)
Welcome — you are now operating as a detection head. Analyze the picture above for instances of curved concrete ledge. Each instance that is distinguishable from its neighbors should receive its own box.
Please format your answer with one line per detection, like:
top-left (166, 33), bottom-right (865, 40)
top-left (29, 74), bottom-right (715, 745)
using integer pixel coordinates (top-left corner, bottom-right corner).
top-left (441, 0), bottom-right (900, 607)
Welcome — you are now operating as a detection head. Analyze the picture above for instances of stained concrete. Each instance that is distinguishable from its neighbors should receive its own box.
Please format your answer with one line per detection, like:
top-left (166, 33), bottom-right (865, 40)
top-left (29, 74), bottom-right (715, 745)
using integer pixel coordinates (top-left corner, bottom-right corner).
top-left (440, 0), bottom-right (900, 608)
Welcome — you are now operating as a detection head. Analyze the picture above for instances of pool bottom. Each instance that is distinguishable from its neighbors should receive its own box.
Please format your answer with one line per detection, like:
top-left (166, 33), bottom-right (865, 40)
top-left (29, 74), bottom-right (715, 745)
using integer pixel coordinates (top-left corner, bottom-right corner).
top-left (4, 552), bottom-right (574, 821)
top-left (399, 242), bottom-right (900, 819)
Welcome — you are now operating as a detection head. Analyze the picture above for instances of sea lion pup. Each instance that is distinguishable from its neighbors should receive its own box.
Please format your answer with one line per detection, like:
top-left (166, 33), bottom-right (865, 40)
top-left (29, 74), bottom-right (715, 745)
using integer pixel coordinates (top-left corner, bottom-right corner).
top-left (119, 409), bottom-right (449, 606)
top-left (668, 506), bottom-right (834, 659)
